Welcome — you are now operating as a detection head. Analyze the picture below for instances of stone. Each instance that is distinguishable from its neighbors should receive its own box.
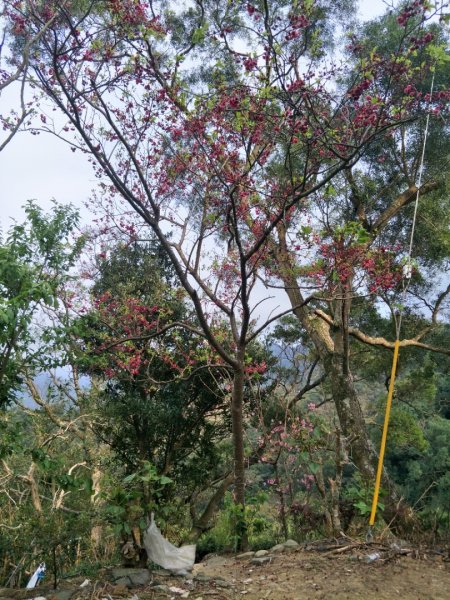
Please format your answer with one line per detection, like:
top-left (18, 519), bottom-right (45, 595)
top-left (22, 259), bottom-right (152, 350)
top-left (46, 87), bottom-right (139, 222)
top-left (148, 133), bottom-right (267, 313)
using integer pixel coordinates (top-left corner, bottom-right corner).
top-left (283, 540), bottom-right (300, 553)
top-left (270, 544), bottom-right (285, 553)
top-left (254, 550), bottom-right (269, 558)
top-left (199, 556), bottom-right (228, 568)
top-left (110, 568), bottom-right (151, 588)
top-left (251, 557), bottom-right (271, 566)
top-left (236, 552), bottom-right (254, 560)
top-left (111, 568), bottom-right (151, 586)
top-left (51, 591), bottom-right (75, 600)
top-left (200, 553), bottom-right (217, 562)
top-left (111, 569), bottom-right (131, 580)
top-left (128, 570), bottom-right (151, 586)
top-left (214, 580), bottom-right (231, 588)
top-left (193, 575), bottom-right (211, 583)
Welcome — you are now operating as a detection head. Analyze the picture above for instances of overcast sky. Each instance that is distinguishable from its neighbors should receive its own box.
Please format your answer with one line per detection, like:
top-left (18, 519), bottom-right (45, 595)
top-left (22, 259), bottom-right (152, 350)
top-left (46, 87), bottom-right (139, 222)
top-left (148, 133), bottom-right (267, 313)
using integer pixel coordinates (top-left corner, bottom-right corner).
top-left (0, 0), bottom-right (388, 232)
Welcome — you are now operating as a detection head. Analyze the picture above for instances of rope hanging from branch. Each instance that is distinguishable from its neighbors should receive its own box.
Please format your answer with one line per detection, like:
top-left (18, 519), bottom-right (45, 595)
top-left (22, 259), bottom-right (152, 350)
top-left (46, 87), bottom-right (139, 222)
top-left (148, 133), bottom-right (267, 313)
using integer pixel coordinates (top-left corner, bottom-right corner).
top-left (368, 69), bottom-right (436, 533)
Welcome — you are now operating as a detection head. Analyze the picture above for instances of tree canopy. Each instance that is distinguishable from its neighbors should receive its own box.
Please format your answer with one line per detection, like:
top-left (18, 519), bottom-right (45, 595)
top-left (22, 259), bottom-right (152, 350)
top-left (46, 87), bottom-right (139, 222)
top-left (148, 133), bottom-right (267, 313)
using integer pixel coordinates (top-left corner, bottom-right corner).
top-left (0, 201), bottom-right (82, 405)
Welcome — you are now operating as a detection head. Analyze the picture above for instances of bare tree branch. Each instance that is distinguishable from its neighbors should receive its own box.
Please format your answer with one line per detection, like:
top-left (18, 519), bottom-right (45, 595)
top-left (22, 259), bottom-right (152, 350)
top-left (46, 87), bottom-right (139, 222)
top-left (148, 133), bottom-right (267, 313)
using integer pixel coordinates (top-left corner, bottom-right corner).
top-left (314, 308), bottom-right (450, 355)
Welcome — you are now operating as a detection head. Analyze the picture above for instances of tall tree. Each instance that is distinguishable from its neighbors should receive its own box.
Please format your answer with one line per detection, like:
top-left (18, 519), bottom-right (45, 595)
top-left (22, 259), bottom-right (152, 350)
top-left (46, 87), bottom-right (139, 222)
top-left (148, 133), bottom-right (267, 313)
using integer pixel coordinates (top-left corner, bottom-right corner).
top-left (267, 9), bottom-right (450, 526)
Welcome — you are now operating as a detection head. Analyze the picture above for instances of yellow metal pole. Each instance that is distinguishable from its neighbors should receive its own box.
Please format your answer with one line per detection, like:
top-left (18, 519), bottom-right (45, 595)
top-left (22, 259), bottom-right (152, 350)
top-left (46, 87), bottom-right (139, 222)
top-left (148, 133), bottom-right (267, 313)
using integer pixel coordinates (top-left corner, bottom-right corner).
top-left (369, 338), bottom-right (400, 527)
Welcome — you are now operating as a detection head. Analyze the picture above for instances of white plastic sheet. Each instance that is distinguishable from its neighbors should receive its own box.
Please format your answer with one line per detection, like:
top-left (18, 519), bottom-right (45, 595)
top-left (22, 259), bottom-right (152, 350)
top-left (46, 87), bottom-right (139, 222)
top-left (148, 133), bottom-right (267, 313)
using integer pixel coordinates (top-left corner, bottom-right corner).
top-left (143, 514), bottom-right (196, 573)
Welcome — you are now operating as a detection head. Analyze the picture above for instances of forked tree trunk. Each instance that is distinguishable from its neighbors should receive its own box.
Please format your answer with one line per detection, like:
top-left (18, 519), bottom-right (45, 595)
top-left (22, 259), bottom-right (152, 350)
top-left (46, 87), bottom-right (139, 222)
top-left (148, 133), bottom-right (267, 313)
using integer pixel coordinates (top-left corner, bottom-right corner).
top-left (275, 231), bottom-right (416, 533)
top-left (323, 346), bottom-right (416, 532)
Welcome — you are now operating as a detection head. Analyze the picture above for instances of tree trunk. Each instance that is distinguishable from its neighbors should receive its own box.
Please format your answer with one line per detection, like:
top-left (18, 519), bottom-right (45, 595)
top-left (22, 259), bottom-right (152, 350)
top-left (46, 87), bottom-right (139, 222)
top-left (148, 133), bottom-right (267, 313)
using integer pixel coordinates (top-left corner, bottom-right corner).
top-left (90, 467), bottom-right (104, 550)
top-left (231, 353), bottom-right (248, 551)
top-left (274, 464), bottom-right (289, 541)
top-left (27, 462), bottom-right (42, 513)
top-left (313, 462), bottom-right (335, 535)
top-left (187, 472), bottom-right (235, 542)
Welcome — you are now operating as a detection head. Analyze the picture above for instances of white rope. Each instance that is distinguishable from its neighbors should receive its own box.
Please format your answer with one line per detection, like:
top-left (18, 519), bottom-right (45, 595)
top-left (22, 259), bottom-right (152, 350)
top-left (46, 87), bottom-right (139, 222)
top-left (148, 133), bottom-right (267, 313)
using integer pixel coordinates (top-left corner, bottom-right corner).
top-left (406, 70), bottom-right (436, 262)
top-left (396, 69), bottom-right (435, 336)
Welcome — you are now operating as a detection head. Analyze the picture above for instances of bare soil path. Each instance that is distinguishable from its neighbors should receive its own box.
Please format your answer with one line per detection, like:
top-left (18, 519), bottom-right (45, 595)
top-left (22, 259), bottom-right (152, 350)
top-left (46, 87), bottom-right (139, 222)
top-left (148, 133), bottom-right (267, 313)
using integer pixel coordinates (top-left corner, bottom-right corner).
top-left (193, 549), bottom-right (450, 600)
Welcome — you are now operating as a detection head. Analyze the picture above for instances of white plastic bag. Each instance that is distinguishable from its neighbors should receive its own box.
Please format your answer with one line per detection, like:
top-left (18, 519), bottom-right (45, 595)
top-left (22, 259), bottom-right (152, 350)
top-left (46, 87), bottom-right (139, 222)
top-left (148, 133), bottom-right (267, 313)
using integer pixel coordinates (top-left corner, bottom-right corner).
top-left (26, 563), bottom-right (46, 589)
top-left (143, 514), bottom-right (196, 572)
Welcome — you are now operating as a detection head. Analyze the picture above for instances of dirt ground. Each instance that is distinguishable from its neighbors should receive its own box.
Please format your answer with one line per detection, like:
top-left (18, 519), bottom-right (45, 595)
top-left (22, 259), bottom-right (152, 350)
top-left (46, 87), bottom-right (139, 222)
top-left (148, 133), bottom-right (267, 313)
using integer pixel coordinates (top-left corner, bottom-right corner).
top-left (192, 548), bottom-right (450, 600)
top-left (2, 546), bottom-right (450, 600)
